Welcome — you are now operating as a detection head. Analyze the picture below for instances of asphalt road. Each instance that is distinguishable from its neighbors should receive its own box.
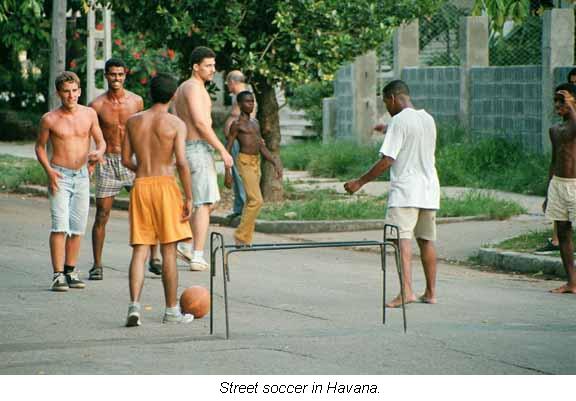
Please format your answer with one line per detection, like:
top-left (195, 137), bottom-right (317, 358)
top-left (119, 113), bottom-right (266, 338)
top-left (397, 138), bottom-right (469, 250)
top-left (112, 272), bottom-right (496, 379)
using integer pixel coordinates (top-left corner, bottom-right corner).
top-left (0, 193), bottom-right (575, 374)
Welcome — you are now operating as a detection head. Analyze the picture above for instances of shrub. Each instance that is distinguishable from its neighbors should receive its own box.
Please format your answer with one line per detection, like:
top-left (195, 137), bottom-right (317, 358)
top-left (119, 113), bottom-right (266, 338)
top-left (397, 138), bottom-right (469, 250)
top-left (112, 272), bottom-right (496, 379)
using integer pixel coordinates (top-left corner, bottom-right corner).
top-left (287, 81), bottom-right (333, 133)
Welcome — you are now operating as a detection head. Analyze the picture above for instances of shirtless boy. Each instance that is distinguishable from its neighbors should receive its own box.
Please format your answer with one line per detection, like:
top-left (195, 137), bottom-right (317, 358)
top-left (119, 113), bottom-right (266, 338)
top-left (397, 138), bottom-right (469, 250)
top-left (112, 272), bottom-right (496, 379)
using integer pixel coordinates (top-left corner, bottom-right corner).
top-left (89, 59), bottom-right (162, 279)
top-left (544, 83), bottom-right (576, 294)
top-left (121, 73), bottom-right (194, 326)
top-left (173, 46), bottom-right (233, 271)
top-left (224, 91), bottom-right (282, 246)
top-left (35, 71), bottom-right (106, 291)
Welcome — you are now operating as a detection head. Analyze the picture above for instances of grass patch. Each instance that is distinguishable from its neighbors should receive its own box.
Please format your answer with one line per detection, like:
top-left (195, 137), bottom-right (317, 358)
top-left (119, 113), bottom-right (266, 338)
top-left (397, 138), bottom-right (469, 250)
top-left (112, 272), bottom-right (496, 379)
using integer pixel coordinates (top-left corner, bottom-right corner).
top-left (490, 230), bottom-right (576, 254)
top-left (260, 191), bottom-right (525, 221)
top-left (280, 125), bottom-right (550, 196)
top-left (0, 155), bottom-right (47, 191)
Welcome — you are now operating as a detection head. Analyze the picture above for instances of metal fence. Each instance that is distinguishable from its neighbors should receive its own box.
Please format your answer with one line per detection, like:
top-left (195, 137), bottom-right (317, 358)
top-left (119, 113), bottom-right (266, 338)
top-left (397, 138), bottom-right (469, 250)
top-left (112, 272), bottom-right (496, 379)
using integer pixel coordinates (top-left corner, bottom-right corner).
top-left (488, 15), bottom-right (543, 66)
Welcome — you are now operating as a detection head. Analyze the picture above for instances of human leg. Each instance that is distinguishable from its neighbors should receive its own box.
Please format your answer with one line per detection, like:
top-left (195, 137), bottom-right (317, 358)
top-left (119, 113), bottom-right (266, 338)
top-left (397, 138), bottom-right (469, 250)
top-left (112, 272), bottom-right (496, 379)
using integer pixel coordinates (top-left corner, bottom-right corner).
top-left (160, 242), bottom-right (178, 308)
top-left (551, 220), bottom-right (576, 293)
top-left (128, 245), bottom-right (149, 302)
top-left (234, 154), bottom-right (262, 245)
top-left (417, 238), bottom-right (437, 304)
top-left (386, 238), bottom-right (417, 308)
top-left (231, 140), bottom-right (246, 215)
top-left (148, 244), bottom-right (162, 275)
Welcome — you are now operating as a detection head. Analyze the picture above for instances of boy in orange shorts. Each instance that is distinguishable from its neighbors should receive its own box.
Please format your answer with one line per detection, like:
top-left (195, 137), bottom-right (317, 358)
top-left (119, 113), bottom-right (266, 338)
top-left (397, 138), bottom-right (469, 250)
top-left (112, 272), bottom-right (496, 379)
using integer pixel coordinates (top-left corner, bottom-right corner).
top-left (121, 73), bottom-right (194, 326)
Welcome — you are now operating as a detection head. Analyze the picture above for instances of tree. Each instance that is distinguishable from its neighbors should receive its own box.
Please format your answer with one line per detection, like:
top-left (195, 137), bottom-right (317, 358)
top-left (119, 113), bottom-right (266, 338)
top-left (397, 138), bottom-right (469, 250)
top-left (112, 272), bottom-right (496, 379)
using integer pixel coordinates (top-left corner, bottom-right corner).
top-left (107, 0), bottom-right (443, 201)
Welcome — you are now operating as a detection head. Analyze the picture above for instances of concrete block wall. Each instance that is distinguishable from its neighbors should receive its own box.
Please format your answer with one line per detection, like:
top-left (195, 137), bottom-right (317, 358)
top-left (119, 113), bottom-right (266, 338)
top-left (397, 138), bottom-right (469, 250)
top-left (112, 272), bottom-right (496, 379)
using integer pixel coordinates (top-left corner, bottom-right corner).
top-left (333, 64), bottom-right (354, 140)
top-left (469, 66), bottom-right (542, 152)
top-left (554, 66), bottom-right (576, 86)
top-left (401, 66), bottom-right (461, 123)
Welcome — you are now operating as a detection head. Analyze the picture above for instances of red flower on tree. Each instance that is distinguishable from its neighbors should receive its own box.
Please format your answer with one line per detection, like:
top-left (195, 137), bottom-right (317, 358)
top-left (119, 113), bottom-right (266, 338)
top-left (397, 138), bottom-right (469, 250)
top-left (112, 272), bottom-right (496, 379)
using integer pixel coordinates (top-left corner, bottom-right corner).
top-left (114, 39), bottom-right (122, 46)
top-left (139, 77), bottom-right (148, 85)
top-left (167, 49), bottom-right (175, 60)
top-left (133, 52), bottom-right (142, 60)
top-left (69, 59), bottom-right (77, 69)
top-left (96, 23), bottom-right (103, 30)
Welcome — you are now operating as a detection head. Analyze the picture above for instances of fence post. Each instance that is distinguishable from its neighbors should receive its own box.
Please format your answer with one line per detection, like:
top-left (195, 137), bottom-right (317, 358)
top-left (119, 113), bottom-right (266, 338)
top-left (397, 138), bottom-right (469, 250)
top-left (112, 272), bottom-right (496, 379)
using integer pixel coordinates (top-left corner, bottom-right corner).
top-left (86, 4), bottom-right (112, 104)
top-left (541, 9), bottom-right (574, 153)
top-left (459, 16), bottom-right (489, 129)
top-left (393, 21), bottom-right (419, 79)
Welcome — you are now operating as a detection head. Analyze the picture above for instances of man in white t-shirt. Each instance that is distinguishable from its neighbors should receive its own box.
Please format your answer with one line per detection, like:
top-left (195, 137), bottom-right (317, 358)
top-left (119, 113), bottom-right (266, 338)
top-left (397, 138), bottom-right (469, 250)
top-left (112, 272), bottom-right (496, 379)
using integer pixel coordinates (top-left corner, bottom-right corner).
top-left (344, 80), bottom-right (440, 308)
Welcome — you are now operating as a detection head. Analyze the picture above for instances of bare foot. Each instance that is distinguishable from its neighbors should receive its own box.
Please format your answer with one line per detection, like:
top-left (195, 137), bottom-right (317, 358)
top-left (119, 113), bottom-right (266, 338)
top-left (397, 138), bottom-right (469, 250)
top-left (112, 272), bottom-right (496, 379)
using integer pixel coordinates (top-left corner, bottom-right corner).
top-left (386, 293), bottom-right (417, 308)
top-left (549, 283), bottom-right (576, 294)
top-left (418, 294), bottom-right (437, 304)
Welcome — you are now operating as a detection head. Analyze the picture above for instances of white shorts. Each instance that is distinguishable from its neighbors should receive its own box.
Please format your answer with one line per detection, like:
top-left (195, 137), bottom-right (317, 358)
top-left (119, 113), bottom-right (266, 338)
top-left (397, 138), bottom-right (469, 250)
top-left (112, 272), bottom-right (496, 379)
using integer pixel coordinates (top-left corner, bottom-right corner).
top-left (185, 140), bottom-right (220, 207)
top-left (545, 176), bottom-right (576, 224)
top-left (386, 207), bottom-right (437, 240)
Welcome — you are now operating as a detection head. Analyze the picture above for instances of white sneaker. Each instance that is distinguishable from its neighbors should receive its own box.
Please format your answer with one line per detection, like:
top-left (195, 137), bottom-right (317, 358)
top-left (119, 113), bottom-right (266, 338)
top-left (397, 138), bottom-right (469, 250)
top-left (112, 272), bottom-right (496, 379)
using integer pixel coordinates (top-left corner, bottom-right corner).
top-left (177, 243), bottom-right (193, 262)
top-left (190, 256), bottom-right (209, 272)
top-left (162, 312), bottom-right (194, 324)
top-left (125, 305), bottom-right (141, 327)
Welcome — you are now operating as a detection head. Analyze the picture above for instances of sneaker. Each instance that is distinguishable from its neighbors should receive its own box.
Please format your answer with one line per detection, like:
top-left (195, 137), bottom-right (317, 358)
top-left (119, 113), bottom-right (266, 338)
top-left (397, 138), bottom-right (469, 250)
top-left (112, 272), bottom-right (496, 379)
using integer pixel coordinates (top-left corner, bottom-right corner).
top-left (177, 243), bottom-right (193, 263)
top-left (148, 258), bottom-right (162, 275)
top-left (65, 270), bottom-right (86, 289)
top-left (162, 312), bottom-right (194, 324)
top-left (51, 273), bottom-right (69, 292)
top-left (535, 239), bottom-right (560, 255)
top-left (88, 265), bottom-right (103, 280)
top-left (125, 305), bottom-right (141, 327)
top-left (190, 256), bottom-right (209, 272)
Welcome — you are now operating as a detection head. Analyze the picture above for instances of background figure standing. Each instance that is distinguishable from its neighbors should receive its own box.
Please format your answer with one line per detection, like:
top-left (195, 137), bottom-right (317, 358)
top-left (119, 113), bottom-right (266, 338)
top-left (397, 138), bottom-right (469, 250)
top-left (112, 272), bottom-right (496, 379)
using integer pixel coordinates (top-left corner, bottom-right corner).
top-left (344, 80), bottom-right (440, 308)
top-left (542, 84), bottom-right (576, 294)
top-left (35, 71), bottom-right (106, 291)
top-left (174, 46), bottom-right (234, 271)
top-left (122, 73), bottom-right (194, 326)
top-left (536, 68), bottom-right (576, 255)
top-left (89, 59), bottom-right (161, 279)
top-left (224, 91), bottom-right (282, 246)
top-left (223, 70), bottom-right (248, 219)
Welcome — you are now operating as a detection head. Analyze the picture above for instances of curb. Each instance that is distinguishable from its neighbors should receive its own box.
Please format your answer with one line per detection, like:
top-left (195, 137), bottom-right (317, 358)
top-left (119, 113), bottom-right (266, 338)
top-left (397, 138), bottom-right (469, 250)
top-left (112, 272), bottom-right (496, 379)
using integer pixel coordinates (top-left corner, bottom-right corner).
top-left (477, 248), bottom-right (566, 278)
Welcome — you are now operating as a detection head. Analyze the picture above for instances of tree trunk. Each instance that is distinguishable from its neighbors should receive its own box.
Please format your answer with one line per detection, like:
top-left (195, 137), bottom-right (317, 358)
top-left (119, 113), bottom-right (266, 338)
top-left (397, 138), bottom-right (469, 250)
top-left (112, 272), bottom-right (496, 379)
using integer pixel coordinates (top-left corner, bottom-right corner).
top-left (48, 0), bottom-right (67, 110)
top-left (253, 77), bottom-right (284, 202)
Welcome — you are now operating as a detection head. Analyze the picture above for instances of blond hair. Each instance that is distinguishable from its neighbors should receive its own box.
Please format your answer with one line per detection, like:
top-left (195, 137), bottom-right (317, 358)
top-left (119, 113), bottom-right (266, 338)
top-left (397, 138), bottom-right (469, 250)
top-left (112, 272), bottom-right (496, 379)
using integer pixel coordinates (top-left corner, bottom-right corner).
top-left (55, 71), bottom-right (81, 91)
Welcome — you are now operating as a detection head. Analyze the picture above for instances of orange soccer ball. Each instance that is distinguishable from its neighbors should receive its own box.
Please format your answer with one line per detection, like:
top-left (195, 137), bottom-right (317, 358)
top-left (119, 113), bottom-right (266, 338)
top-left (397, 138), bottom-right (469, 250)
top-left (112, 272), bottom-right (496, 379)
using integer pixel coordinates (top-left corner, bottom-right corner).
top-left (179, 286), bottom-right (210, 319)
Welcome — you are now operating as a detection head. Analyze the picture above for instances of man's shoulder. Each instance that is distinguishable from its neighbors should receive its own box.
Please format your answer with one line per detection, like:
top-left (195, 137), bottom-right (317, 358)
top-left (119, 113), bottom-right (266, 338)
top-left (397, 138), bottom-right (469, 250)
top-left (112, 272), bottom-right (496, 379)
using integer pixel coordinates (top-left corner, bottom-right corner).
top-left (78, 104), bottom-right (97, 117)
top-left (88, 93), bottom-right (106, 109)
top-left (125, 90), bottom-right (144, 104)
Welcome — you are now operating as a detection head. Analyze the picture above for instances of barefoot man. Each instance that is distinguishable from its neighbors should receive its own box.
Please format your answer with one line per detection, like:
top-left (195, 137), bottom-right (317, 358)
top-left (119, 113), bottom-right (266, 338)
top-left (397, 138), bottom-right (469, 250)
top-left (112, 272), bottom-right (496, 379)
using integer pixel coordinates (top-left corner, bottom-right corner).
top-left (173, 46), bottom-right (234, 271)
top-left (543, 83), bottom-right (576, 294)
top-left (122, 73), bottom-right (194, 326)
top-left (344, 80), bottom-right (440, 308)
top-left (35, 71), bottom-right (106, 291)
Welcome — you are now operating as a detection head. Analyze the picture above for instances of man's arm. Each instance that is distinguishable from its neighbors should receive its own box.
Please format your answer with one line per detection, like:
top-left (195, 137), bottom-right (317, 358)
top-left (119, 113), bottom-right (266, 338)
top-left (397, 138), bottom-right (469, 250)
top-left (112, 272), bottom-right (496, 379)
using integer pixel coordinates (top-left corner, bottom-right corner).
top-left (88, 108), bottom-right (106, 164)
top-left (258, 130), bottom-right (283, 179)
top-left (344, 155), bottom-right (395, 194)
top-left (34, 114), bottom-right (61, 195)
top-left (184, 85), bottom-right (233, 168)
top-left (174, 119), bottom-right (192, 221)
top-left (121, 121), bottom-right (137, 172)
top-left (544, 128), bottom-right (557, 212)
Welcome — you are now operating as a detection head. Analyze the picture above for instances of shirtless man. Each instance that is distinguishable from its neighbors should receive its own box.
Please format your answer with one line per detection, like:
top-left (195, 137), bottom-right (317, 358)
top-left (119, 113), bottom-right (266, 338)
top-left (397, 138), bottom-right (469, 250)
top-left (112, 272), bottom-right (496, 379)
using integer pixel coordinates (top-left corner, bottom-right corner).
top-left (224, 91), bottom-right (282, 246)
top-left (543, 83), bottom-right (576, 294)
top-left (122, 73), bottom-right (194, 326)
top-left (173, 46), bottom-right (233, 271)
top-left (35, 71), bottom-right (106, 291)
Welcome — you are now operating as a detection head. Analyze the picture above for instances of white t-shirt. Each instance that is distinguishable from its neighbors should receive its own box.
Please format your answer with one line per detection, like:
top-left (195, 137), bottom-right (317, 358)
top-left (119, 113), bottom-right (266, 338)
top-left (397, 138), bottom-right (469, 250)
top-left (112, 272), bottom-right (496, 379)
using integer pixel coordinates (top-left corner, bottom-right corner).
top-left (378, 108), bottom-right (440, 209)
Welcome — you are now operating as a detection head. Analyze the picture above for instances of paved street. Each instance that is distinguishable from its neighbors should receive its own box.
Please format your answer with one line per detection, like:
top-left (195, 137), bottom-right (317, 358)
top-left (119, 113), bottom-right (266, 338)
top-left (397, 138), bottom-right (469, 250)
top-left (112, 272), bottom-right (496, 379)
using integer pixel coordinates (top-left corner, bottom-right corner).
top-left (1, 193), bottom-right (575, 374)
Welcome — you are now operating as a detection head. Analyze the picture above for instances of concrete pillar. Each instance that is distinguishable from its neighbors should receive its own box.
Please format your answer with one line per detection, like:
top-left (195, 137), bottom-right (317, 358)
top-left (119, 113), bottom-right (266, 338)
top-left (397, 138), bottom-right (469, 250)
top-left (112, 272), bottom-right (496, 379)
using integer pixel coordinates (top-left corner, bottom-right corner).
top-left (87, 4), bottom-right (112, 103)
top-left (322, 97), bottom-right (336, 143)
top-left (541, 9), bottom-right (575, 152)
top-left (48, 0), bottom-right (67, 110)
top-left (212, 72), bottom-right (225, 109)
top-left (459, 16), bottom-right (489, 128)
top-left (393, 21), bottom-right (419, 79)
top-left (354, 51), bottom-right (378, 144)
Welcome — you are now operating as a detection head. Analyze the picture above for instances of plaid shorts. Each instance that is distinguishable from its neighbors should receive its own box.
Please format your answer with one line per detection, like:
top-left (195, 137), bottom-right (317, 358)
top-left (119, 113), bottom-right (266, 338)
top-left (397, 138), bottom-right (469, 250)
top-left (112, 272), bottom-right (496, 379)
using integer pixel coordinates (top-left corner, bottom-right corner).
top-left (95, 153), bottom-right (135, 198)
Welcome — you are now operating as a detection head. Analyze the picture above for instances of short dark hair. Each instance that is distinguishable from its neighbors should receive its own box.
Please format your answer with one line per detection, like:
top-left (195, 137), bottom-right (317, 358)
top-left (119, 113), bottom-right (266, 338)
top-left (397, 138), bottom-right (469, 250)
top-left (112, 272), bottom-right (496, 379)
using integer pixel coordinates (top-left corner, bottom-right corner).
top-left (105, 58), bottom-right (127, 73)
top-left (236, 90), bottom-right (253, 103)
top-left (150, 73), bottom-right (178, 104)
top-left (190, 46), bottom-right (216, 66)
top-left (567, 68), bottom-right (576, 82)
top-left (555, 83), bottom-right (576, 98)
top-left (55, 71), bottom-right (80, 90)
top-left (382, 80), bottom-right (410, 98)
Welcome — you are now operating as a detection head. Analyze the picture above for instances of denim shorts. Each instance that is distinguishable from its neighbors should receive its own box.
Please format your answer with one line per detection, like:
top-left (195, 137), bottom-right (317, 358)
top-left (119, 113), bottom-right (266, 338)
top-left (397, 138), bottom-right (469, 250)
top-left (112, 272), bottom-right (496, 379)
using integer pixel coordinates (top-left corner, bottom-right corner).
top-left (48, 164), bottom-right (90, 235)
top-left (185, 140), bottom-right (220, 207)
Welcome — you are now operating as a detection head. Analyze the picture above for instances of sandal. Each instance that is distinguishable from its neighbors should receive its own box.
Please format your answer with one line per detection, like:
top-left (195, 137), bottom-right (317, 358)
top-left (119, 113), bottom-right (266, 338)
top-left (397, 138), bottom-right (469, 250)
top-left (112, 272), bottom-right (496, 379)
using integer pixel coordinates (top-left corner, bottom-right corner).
top-left (88, 265), bottom-right (103, 280)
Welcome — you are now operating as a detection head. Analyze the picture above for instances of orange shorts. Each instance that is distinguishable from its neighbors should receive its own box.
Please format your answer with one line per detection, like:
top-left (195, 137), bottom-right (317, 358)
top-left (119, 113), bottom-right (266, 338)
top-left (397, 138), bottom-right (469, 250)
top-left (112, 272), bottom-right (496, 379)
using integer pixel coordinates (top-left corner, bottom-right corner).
top-left (129, 176), bottom-right (192, 246)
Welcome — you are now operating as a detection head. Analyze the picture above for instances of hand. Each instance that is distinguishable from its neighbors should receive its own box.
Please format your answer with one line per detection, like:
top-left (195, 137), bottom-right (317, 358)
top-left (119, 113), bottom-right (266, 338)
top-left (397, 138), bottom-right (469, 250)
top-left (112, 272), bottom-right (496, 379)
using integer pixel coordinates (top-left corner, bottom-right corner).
top-left (88, 150), bottom-right (104, 164)
top-left (87, 161), bottom-right (97, 176)
top-left (373, 123), bottom-right (388, 133)
top-left (181, 199), bottom-right (192, 221)
top-left (48, 169), bottom-right (63, 195)
top-left (220, 149), bottom-right (234, 169)
top-left (557, 90), bottom-right (576, 107)
top-left (344, 179), bottom-right (362, 194)
top-left (224, 170), bottom-right (232, 189)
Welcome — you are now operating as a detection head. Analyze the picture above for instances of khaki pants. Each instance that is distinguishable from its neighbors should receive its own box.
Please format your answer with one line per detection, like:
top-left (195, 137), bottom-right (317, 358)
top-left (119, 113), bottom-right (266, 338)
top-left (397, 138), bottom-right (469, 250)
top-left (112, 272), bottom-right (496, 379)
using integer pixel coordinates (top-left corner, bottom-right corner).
top-left (234, 153), bottom-right (263, 244)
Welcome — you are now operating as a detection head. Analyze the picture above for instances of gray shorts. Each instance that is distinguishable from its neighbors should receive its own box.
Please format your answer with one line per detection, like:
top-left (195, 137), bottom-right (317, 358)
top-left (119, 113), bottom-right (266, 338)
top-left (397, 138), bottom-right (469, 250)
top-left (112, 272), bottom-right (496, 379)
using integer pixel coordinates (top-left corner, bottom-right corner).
top-left (49, 164), bottom-right (90, 235)
top-left (185, 140), bottom-right (220, 207)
